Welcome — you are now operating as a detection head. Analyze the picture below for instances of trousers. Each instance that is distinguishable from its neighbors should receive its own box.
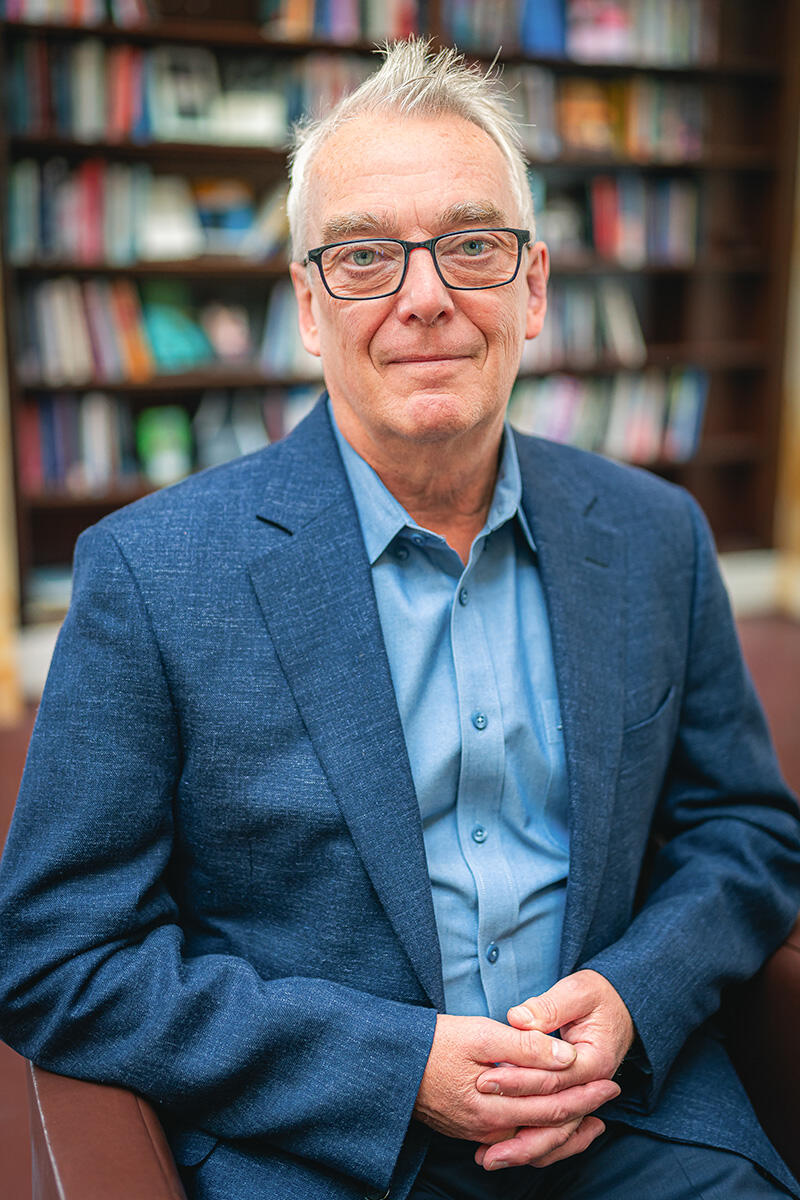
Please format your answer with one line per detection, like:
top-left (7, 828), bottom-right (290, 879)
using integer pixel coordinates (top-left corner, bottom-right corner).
top-left (408, 1124), bottom-right (793, 1200)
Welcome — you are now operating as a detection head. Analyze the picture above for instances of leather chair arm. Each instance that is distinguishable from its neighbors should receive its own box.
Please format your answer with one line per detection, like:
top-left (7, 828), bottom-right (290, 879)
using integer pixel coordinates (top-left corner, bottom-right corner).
top-left (726, 914), bottom-right (800, 1183)
top-left (27, 1060), bottom-right (187, 1200)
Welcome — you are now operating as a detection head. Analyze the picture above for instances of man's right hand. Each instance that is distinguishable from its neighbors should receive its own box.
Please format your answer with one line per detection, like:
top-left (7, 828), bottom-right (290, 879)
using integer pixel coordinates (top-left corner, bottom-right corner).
top-left (412, 1013), bottom-right (620, 1167)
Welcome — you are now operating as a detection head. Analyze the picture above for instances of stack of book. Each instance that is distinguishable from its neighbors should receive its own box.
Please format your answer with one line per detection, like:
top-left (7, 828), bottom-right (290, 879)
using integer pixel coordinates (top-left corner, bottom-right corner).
top-left (439, 0), bottom-right (718, 62)
top-left (6, 161), bottom-right (291, 265)
top-left (0, 0), bottom-right (152, 24)
top-left (507, 69), bottom-right (705, 161)
top-left (6, 36), bottom-right (372, 147)
top-left (519, 278), bottom-right (647, 372)
top-left (259, 0), bottom-right (419, 42)
top-left (15, 276), bottom-right (323, 386)
top-left (15, 382), bottom-right (322, 499)
top-left (508, 367), bottom-right (709, 464)
top-left (531, 170), bottom-right (699, 266)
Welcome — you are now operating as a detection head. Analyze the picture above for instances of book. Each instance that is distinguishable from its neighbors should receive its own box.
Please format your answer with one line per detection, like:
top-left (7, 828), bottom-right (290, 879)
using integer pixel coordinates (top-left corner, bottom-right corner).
top-left (136, 174), bottom-right (206, 261)
top-left (136, 406), bottom-right (192, 485)
top-left (109, 278), bottom-right (154, 381)
top-left (139, 280), bottom-right (212, 374)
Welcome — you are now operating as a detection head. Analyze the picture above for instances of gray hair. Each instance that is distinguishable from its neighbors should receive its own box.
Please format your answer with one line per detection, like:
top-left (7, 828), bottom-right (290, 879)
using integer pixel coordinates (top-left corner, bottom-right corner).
top-left (287, 37), bottom-right (534, 260)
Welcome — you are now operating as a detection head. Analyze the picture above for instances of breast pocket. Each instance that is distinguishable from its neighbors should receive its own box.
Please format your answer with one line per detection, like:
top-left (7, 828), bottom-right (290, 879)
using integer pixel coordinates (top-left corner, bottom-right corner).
top-left (618, 684), bottom-right (678, 803)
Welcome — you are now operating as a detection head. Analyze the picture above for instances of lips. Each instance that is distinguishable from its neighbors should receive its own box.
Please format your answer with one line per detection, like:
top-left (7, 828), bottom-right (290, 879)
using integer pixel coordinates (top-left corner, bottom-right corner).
top-left (388, 353), bottom-right (469, 364)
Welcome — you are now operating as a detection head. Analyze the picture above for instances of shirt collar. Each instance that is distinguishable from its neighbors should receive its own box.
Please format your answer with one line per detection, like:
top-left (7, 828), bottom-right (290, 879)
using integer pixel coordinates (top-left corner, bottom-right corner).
top-left (329, 398), bottom-right (535, 565)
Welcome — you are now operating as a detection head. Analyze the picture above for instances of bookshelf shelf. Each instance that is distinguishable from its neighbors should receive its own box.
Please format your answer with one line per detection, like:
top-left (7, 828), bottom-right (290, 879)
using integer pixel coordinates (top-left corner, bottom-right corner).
top-left (2, 0), bottom-right (799, 622)
top-left (8, 136), bottom-right (777, 175)
top-left (14, 260), bottom-right (290, 280)
top-left (8, 136), bottom-right (289, 168)
top-left (23, 484), bottom-right (154, 509)
top-left (17, 370), bottom-right (322, 393)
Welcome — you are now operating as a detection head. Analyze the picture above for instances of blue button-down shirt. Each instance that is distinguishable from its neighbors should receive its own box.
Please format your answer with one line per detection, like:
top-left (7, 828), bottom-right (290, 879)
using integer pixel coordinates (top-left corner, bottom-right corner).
top-left (332, 406), bottom-right (570, 1020)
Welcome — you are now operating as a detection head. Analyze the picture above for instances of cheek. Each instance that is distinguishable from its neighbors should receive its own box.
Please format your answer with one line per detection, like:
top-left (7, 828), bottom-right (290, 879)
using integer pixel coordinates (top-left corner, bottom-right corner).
top-left (319, 305), bottom-right (386, 368)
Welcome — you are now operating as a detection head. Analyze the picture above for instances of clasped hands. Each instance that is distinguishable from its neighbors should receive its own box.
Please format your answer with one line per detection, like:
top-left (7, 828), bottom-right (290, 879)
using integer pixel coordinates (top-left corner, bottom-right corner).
top-left (413, 969), bottom-right (634, 1171)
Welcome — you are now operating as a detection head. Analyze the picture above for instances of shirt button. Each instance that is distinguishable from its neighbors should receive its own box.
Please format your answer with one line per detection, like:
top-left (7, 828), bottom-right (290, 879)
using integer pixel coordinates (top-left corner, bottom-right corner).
top-left (459, 588), bottom-right (469, 606)
top-left (471, 825), bottom-right (487, 843)
top-left (411, 533), bottom-right (425, 546)
top-left (472, 712), bottom-right (488, 731)
top-left (486, 943), bottom-right (500, 964)
top-left (394, 544), bottom-right (409, 561)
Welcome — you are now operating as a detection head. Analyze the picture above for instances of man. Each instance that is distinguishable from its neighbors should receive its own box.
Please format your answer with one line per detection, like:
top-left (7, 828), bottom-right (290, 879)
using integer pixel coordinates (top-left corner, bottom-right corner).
top-left (0, 39), bottom-right (799, 1200)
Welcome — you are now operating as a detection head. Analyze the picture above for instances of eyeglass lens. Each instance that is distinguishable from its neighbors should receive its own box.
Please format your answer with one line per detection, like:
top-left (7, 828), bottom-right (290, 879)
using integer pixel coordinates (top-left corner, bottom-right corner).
top-left (319, 230), bottom-right (521, 298)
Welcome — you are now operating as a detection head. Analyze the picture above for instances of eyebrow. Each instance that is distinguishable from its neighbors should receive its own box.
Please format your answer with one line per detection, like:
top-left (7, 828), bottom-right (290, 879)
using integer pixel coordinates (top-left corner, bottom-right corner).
top-left (317, 201), bottom-right (511, 247)
top-left (318, 212), bottom-right (399, 244)
top-left (437, 201), bottom-right (509, 229)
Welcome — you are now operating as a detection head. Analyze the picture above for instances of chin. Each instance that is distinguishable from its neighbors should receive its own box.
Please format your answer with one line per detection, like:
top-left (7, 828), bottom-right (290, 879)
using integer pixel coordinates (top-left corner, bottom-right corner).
top-left (392, 389), bottom-right (497, 441)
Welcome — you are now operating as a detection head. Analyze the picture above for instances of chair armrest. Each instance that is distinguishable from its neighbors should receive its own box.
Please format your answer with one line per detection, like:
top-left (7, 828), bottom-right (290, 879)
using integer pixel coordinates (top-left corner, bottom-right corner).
top-left (27, 1061), bottom-right (187, 1200)
top-left (726, 915), bottom-right (800, 1183)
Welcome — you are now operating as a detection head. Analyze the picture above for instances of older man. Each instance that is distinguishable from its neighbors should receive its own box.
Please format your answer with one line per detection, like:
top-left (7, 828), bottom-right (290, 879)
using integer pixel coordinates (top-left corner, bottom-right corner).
top-left (0, 39), bottom-right (799, 1200)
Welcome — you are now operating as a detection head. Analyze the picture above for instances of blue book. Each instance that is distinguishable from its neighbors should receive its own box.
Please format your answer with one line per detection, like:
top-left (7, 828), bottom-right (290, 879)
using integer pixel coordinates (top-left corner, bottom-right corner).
top-left (520, 0), bottom-right (566, 56)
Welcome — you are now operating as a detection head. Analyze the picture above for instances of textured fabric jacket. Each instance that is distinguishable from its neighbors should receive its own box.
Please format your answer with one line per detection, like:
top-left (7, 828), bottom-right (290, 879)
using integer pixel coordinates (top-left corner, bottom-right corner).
top-left (1, 397), bottom-right (799, 1199)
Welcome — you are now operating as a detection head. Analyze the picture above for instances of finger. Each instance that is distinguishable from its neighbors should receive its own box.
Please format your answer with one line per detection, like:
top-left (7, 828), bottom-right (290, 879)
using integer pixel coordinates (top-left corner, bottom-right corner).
top-left (477, 1117), bottom-right (582, 1169)
top-left (475, 1077), bottom-right (618, 1141)
top-left (485, 1025), bottom-right (577, 1071)
top-left (508, 974), bottom-right (600, 1035)
top-left (525, 1116), bottom-right (606, 1168)
top-left (477, 1116), bottom-right (605, 1171)
top-left (476, 1053), bottom-right (602, 1096)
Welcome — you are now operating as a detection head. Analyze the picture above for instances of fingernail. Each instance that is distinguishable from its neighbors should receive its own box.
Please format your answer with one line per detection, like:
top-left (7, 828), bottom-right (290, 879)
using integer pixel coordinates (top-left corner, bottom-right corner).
top-left (486, 1160), bottom-right (509, 1171)
top-left (477, 1080), bottom-right (500, 1094)
top-left (553, 1039), bottom-right (575, 1064)
top-left (508, 1004), bottom-right (534, 1025)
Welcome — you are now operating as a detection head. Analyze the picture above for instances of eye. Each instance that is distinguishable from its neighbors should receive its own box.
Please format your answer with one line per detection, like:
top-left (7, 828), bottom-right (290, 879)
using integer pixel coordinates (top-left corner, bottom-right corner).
top-left (460, 238), bottom-right (488, 256)
top-left (349, 247), bottom-right (377, 267)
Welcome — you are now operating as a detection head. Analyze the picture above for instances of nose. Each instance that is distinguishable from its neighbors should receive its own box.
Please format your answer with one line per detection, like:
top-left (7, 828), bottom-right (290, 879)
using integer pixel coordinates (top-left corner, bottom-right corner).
top-left (394, 245), bottom-right (454, 325)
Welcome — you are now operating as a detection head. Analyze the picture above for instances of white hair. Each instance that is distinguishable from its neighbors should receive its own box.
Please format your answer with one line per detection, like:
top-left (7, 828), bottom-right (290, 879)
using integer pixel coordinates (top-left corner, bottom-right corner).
top-left (287, 37), bottom-right (534, 260)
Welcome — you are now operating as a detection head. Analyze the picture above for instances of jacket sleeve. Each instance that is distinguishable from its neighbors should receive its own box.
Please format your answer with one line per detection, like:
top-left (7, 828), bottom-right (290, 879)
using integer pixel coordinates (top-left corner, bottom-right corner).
top-left (0, 524), bottom-right (437, 1194)
top-left (582, 493), bottom-right (800, 1109)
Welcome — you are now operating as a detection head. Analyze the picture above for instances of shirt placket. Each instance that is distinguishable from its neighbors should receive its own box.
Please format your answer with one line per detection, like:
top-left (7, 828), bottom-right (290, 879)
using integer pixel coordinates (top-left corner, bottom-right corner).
top-left (450, 539), bottom-right (521, 1018)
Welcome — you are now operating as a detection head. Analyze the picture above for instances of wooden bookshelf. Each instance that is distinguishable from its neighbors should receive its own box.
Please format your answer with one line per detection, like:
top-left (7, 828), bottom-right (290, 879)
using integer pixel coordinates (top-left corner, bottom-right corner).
top-left (1, 0), bottom-right (799, 622)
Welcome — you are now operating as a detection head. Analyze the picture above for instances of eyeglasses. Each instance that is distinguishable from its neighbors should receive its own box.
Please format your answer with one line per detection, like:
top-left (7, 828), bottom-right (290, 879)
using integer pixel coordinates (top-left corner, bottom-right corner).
top-left (302, 227), bottom-right (531, 301)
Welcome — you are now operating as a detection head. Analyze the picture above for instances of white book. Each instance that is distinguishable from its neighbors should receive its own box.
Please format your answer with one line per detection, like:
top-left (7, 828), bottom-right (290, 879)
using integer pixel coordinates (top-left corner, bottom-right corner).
top-left (597, 280), bottom-right (647, 367)
top-left (137, 175), bottom-right (205, 260)
top-left (79, 392), bottom-right (117, 490)
top-left (70, 39), bottom-right (107, 141)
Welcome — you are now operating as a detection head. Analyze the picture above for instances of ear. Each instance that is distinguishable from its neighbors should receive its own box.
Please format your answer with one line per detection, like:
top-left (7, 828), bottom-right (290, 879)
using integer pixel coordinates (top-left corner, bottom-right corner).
top-left (524, 241), bottom-right (549, 341)
top-left (289, 261), bottom-right (322, 358)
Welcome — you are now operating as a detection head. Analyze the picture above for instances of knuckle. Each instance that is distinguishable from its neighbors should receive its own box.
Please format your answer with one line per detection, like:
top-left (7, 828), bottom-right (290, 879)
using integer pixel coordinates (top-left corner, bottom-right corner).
top-left (534, 995), bottom-right (560, 1030)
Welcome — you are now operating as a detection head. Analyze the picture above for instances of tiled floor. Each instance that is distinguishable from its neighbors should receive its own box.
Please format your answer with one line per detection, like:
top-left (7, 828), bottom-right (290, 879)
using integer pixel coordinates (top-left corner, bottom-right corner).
top-left (0, 616), bottom-right (798, 1198)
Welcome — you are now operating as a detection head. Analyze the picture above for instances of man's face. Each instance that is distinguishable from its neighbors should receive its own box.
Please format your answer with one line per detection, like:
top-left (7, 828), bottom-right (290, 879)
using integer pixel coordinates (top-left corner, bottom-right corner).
top-left (290, 112), bottom-right (548, 459)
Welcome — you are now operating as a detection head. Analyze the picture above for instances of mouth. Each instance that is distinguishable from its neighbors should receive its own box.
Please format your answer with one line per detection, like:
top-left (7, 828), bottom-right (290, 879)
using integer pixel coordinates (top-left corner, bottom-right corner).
top-left (388, 354), bottom-right (470, 365)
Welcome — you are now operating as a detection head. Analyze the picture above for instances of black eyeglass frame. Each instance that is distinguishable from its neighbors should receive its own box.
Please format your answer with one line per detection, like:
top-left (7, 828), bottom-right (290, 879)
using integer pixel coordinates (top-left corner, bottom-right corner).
top-left (302, 227), bottom-right (531, 300)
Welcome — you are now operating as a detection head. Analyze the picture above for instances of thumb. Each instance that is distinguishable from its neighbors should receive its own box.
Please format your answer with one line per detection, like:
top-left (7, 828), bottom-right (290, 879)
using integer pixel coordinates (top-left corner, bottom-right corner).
top-left (508, 975), bottom-right (593, 1034)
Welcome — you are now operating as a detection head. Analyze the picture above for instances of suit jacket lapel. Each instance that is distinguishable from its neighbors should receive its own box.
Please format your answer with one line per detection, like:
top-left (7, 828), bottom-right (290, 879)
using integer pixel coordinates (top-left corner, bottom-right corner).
top-left (246, 401), bottom-right (445, 1009)
top-left (516, 434), bottom-right (626, 975)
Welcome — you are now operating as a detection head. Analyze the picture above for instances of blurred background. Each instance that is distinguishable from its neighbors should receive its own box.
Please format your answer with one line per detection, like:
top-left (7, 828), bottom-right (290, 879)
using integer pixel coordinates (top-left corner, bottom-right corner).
top-left (0, 0), bottom-right (799, 1192)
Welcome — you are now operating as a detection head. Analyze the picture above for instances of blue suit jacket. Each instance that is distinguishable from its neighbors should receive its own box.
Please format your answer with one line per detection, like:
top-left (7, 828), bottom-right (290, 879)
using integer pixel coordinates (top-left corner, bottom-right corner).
top-left (1, 398), bottom-right (799, 1199)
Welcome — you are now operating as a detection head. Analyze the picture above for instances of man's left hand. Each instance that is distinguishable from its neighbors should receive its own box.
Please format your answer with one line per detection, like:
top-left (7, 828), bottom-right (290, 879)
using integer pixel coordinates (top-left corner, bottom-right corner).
top-left (473, 969), bottom-right (634, 1171)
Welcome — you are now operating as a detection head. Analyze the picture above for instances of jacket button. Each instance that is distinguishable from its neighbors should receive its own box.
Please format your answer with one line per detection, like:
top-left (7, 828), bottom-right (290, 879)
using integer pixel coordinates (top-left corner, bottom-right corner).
top-left (363, 1189), bottom-right (390, 1200)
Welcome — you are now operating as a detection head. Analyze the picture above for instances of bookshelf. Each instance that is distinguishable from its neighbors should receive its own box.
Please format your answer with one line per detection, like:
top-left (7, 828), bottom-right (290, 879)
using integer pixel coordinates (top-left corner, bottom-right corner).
top-left (1, 0), bottom-right (799, 622)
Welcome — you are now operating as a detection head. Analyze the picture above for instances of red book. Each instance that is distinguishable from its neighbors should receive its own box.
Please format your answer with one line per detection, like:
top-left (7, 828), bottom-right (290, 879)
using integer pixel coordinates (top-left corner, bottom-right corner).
top-left (591, 174), bottom-right (619, 260)
top-left (76, 160), bottom-right (105, 264)
top-left (16, 400), bottom-right (44, 494)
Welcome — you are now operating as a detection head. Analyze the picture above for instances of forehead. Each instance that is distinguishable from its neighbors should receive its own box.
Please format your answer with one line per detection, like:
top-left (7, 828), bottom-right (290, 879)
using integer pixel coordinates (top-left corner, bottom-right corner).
top-left (305, 112), bottom-right (518, 243)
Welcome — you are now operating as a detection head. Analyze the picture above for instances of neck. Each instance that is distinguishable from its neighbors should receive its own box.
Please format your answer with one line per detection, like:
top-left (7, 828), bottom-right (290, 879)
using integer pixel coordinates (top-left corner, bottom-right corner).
top-left (334, 409), bottom-right (505, 564)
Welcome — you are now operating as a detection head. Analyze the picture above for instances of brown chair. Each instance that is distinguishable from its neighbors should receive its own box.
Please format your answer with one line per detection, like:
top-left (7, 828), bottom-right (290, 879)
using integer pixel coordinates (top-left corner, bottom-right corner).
top-left (27, 1059), bottom-right (187, 1200)
top-left (25, 917), bottom-right (800, 1199)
